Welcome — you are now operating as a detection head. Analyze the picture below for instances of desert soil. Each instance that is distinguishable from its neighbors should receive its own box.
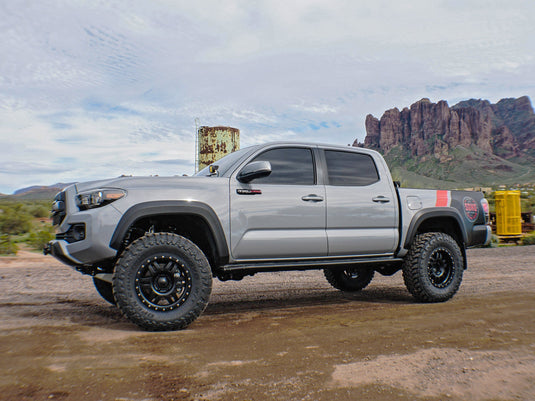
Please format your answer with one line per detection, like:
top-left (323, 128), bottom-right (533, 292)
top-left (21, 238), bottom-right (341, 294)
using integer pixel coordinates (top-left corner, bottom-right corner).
top-left (0, 246), bottom-right (534, 401)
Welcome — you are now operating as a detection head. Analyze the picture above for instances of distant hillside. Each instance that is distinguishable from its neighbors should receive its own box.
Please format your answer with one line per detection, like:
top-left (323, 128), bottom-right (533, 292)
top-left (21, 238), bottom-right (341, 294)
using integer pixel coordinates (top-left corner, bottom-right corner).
top-left (356, 96), bottom-right (535, 188)
top-left (1, 183), bottom-right (73, 200)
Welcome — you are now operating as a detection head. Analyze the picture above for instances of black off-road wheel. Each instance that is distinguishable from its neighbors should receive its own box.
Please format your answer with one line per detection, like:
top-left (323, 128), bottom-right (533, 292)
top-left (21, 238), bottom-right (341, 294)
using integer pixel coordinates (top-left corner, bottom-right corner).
top-left (402, 232), bottom-right (464, 303)
top-left (113, 233), bottom-right (212, 331)
top-left (324, 267), bottom-right (374, 292)
top-left (93, 277), bottom-right (115, 305)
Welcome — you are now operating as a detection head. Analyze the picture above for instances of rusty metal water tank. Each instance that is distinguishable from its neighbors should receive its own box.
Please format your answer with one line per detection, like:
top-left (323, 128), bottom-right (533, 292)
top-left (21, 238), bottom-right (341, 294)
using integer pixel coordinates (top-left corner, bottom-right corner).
top-left (197, 126), bottom-right (240, 171)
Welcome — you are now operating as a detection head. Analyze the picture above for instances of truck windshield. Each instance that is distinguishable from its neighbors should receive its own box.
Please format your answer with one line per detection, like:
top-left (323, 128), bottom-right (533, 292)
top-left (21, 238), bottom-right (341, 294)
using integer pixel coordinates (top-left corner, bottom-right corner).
top-left (195, 147), bottom-right (253, 177)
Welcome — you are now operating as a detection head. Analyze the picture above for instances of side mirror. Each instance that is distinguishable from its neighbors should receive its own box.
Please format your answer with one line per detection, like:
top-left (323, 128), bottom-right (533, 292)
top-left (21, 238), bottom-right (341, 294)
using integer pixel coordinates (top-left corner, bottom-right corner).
top-left (237, 161), bottom-right (272, 183)
top-left (209, 165), bottom-right (219, 176)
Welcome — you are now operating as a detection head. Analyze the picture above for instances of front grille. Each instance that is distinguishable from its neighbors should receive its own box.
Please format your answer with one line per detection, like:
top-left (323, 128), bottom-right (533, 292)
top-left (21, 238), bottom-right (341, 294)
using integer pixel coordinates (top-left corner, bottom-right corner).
top-left (51, 191), bottom-right (66, 226)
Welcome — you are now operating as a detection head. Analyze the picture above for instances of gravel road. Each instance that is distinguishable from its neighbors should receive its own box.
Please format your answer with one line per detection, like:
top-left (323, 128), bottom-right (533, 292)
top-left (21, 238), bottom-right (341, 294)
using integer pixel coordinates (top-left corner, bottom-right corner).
top-left (1, 246), bottom-right (534, 400)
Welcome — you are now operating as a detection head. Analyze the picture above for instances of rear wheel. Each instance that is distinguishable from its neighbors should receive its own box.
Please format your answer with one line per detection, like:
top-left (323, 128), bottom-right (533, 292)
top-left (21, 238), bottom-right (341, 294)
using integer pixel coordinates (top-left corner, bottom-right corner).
top-left (402, 232), bottom-right (464, 302)
top-left (113, 233), bottom-right (212, 331)
top-left (324, 267), bottom-right (374, 292)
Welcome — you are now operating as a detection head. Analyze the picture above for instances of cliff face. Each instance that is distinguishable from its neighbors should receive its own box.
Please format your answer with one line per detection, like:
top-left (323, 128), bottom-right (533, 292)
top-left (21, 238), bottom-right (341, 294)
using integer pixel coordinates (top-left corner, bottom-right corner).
top-left (358, 96), bottom-right (535, 161)
top-left (455, 96), bottom-right (535, 157)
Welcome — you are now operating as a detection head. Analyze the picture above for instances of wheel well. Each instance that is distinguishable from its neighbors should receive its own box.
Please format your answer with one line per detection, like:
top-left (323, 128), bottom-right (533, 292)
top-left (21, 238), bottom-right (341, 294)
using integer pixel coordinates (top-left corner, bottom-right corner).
top-left (414, 217), bottom-right (463, 247)
top-left (121, 214), bottom-right (220, 270)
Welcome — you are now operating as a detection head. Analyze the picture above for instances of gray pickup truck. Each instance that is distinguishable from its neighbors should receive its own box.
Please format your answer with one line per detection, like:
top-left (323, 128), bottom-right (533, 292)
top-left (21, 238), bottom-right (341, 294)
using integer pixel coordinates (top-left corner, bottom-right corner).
top-left (45, 142), bottom-right (491, 330)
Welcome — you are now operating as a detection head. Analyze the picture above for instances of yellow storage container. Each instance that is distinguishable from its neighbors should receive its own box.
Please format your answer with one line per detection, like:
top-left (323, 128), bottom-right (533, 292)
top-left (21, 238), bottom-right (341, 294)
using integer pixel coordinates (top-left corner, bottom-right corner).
top-left (495, 190), bottom-right (522, 236)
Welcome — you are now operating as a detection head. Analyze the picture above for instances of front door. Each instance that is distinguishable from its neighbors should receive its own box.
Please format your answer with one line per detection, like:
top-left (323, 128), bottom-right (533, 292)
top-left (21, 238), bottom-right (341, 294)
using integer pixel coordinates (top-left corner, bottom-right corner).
top-left (230, 146), bottom-right (327, 260)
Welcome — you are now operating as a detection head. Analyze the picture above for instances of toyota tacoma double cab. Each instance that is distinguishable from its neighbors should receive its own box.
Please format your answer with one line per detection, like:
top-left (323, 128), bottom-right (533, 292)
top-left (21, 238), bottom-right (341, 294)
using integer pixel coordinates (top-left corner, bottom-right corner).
top-left (45, 142), bottom-right (491, 331)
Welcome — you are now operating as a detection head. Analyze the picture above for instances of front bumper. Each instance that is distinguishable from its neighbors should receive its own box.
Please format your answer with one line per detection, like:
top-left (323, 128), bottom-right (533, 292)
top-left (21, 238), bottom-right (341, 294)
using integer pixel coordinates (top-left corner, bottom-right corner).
top-left (45, 200), bottom-right (123, 266)
top-left (44, 240), bottom-right (84, 267)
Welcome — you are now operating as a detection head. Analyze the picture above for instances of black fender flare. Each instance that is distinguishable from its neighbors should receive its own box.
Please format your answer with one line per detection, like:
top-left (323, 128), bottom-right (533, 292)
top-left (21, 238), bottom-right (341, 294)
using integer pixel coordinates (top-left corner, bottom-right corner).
top-left (109, 201), bottom-right (229, 264)
top-left (404, 207), bottom-right (468, 249)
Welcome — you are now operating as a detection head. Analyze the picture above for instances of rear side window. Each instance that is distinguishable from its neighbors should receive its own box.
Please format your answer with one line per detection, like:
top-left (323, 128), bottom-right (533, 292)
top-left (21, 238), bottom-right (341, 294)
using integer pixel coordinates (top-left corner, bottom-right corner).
top-left (325, 150), bottom-right (379, 186)
top-left (249, 147), bottom-right (315, 185)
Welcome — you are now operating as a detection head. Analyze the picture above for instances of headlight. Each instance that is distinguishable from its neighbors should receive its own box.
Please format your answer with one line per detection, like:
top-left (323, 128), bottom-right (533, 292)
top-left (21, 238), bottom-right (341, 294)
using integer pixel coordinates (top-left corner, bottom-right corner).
top-left (76, 189), bottom-right (126, 210)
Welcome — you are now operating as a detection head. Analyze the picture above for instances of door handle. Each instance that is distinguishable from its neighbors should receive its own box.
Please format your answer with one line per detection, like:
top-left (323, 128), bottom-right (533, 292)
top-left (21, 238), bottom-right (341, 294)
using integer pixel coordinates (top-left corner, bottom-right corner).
top-left (372, 196), bottom-right (390, 203)
top-left (301, 194), bottom-right (324, 202)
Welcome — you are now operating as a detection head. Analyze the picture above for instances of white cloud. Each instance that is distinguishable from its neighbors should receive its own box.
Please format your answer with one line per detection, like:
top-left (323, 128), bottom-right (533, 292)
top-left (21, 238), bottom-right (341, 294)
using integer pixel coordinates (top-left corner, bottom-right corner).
top-left (0, 106), bottom-right (196, 191)
top-left (231, 109), bottom-right (277, 124)
top-left (291, 102), bottom-right (338, 114)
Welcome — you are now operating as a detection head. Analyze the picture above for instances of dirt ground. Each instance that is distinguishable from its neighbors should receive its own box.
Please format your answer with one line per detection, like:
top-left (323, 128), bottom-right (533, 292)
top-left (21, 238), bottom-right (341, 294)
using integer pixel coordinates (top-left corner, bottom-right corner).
top-left (0, 246), bottom-right (534, 401)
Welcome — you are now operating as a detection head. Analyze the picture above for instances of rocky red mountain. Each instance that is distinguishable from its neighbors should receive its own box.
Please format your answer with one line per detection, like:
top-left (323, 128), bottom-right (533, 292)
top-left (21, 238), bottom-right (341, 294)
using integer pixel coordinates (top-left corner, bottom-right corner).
top-left (356, 96), bottom-right (535, 187)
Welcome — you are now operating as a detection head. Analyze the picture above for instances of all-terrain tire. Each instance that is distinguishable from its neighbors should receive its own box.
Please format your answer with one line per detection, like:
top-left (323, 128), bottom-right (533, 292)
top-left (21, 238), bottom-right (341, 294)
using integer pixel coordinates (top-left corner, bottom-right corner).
top-left (324, 267), bottom-right (374, 292)
top-left (93, 277), bottom-right (115, 305)
top-left (113, 233), bottom-right (212, 331)
top-left (402, 232), bottom-right (464, 303)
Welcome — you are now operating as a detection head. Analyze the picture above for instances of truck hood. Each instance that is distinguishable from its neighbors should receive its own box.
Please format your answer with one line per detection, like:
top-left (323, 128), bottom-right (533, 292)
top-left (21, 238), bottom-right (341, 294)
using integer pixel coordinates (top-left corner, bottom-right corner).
top-left (74, 175), bottom-right (217, 193)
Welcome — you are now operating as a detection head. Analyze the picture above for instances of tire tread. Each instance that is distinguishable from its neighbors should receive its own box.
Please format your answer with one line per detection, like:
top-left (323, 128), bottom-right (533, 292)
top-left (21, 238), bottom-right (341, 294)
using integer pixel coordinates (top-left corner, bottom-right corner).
top-left (113, 233), bottom-right (212, 331)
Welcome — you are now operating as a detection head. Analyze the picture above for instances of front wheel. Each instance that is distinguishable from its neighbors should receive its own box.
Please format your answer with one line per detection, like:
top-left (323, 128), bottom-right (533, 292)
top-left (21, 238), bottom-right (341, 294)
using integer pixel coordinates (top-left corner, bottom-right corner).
top-left (402, 232), bottom-right (464, 302)
top-left (113, 233), bottom-right (212, 331)
top-left (324, 267), bottom-right (374, 292)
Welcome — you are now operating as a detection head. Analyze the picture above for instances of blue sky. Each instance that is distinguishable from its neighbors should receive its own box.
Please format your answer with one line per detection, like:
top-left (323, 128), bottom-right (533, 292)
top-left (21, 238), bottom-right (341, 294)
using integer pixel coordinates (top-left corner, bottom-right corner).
top-left (1, 0), bottom-right (534, 194)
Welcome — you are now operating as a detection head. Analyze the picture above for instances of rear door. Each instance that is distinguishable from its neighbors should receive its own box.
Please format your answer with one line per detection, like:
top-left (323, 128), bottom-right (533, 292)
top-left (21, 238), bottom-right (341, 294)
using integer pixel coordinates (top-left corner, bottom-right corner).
top-left (230, 146), bottom-right (327, 260)
top-left (323, 149), bottom-right (398, 256)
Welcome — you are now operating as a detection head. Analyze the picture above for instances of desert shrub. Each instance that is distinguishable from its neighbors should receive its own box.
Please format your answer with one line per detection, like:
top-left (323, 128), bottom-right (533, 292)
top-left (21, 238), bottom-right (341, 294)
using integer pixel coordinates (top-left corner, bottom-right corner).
top-left (27, 229), bottom-right (54, 250)
top-left (522, 233), bottom-right (535, 246)
top-left (0, 207), bottom-right (33, 235)
top-left (0, 234), bottom-right (17, 255)
top-left (28, 204), bottom-right (50, 218)
top-left (17, 201), bottom-right (47, 218)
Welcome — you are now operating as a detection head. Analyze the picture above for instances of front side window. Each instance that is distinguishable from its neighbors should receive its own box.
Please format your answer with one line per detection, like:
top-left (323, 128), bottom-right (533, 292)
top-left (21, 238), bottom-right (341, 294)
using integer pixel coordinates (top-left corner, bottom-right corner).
top-left (325, 150), bottom-right (379, 186)
top-left (248, 147), bottom-right (315, 185)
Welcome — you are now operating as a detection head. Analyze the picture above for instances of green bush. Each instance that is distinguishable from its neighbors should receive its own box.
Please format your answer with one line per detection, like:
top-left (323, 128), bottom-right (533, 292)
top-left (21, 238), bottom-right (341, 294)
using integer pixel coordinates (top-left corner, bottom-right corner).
top-left (27, 229), bottom-right (54, 250)
top-left (0, 201), bottom-right (54, 253)
top-left (28, 204), bottom-right (50, 218)
top-left (522, 233), bottom-right (535, 246)
top-left (0, 234), bottom-right (18, 255)
top-left (0, 208), bottom-right (33, 235)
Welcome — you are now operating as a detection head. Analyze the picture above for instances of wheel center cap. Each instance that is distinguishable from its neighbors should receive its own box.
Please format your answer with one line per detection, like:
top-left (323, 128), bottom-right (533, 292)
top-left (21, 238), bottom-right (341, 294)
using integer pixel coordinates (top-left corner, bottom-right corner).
top-left (157, 276), bottom-right (169, 288)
